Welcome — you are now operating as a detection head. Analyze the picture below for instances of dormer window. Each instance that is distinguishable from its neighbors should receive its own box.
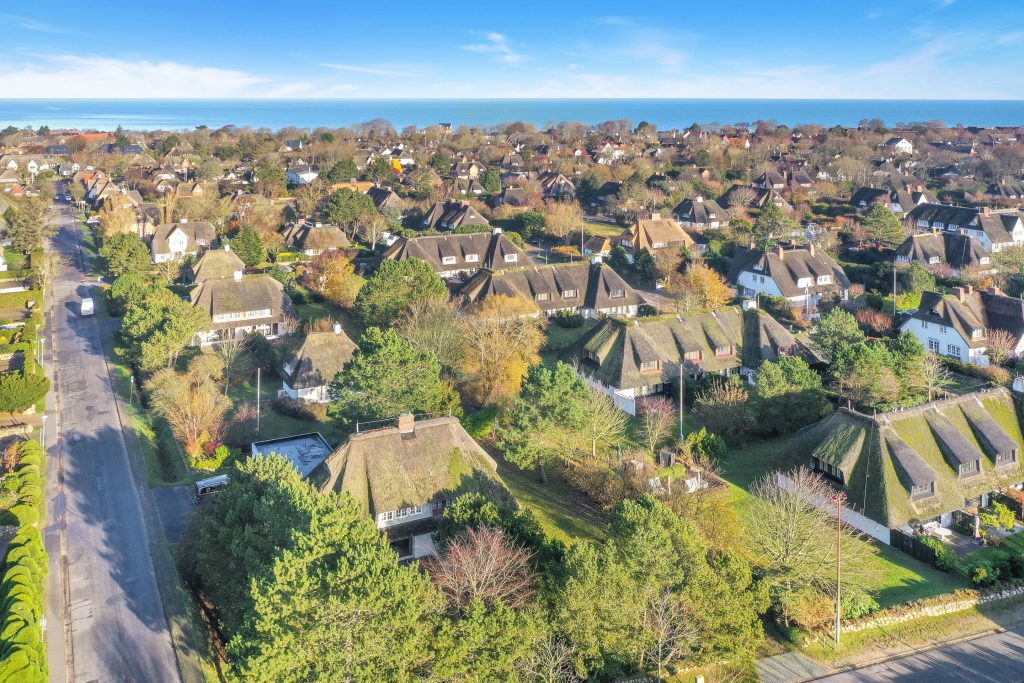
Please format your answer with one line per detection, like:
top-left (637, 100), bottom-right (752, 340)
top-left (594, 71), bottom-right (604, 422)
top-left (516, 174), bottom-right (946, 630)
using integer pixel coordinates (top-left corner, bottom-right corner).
top-left (929, 256), bottom-right (940, 264)
top-left (959, 459), bottom-right (980, 478)
top-left (797, 277), bottom-right (812, 288)
top-left (639, 360), bottom-right (661, 373)
top-left (816, 275), bottom-right (831, 285)
top-left (997, 449), bottom-right (1018, 467)
top-left (504, 253), bottom-right (518, 263)
top-left (536, 292), bottom-right (551, 302)
top-left (980, 257), bottom-right (990, 264)
top-left (609, 289), bottom-right (625, 299)
top-left (441, 256), bottom-right (457, 265)
top-left (562, 289), bottom-right (578, 299)
top-left (971, 329), bottom-right (983, 340)
top-left (715, 345), bottom-right (734, 358)
top-left (684, 350), bottom-right (702, 362)
top-left (910, 481), bottom-right (936, 501)
top-left (465, 253), bottom-right (479, 263)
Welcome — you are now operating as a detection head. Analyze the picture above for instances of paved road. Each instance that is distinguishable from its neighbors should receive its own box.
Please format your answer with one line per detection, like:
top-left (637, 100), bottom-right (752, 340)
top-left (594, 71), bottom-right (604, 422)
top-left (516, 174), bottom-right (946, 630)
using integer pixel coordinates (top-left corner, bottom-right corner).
top-left (43, 198), bottom-right (182, 682)
top-left (813, 626), bottom-right (1024, 682)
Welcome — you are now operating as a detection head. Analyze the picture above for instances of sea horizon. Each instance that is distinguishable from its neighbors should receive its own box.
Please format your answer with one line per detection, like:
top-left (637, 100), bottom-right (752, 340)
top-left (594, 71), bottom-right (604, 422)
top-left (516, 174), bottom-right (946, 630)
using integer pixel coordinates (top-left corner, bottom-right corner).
top-left (2, 98), bottom-right (1024, 132)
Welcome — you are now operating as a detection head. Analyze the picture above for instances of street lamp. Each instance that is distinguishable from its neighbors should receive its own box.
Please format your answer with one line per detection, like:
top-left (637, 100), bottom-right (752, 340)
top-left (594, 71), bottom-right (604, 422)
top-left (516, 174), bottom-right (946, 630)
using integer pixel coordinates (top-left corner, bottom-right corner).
top-left (129, 375), bottom-right (135, 406)
top-left (833, 491), bottom-right (848, 651)
top-left (39, 414), bottom-right (47, 446)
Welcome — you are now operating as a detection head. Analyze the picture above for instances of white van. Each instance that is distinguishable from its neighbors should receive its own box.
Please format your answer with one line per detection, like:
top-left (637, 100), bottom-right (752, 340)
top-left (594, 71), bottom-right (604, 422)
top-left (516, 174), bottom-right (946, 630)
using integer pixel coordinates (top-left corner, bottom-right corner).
top-left (195, 474), bottom-right (229, 502)
top-left (80, 297), bottom-right (94, 316)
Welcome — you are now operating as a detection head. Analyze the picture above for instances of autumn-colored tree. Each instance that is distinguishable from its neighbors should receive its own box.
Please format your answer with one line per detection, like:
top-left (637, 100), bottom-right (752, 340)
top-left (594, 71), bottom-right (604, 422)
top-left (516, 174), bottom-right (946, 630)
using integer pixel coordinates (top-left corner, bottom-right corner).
top-left (99, 201), bottom-right (137, 239)
top-left (395, 297), bottom-right (466, 371)
top-left (854, 308), bottom-right (894, 335)
top-left (668, 262), bottom-right (733, 312)
top-left (460, 295), bottom-right (547, 407)
top-left (148, 361), bottom-right (231, 457)
top-left (299, 252), bottom-right (364, 308)
top-left (543, 200), bottom-right (584, 245)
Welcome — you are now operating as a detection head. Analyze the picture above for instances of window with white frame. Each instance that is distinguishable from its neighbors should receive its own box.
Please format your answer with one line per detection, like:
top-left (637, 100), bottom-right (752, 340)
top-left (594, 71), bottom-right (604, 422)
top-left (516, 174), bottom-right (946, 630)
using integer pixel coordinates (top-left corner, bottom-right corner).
top-left (817, 275), bottom-right (831, 285)
top-left (609, 289), bottom-right (625, 299)
top-left (946, 343), bottom-right (960, 357)
top-left (715, 345), bottom-right (734, 358)
top-left (639, 360), bottom-right (660, 372)
top-left (921, 320), bottom-right (929, 329)
top-left (441, 255), bottom-right (457, 265)
top-left (504, 253), bottom-right (518, 263)
top-left (929, 256), bottom-right (940, 264)
top-left (465, 253), bottom-right (479, 263)
top-left (536, 292), bottom-right (550, 302)
top-left (971, 329), bottom-right (983, 340)
top-left (928, 338), bottom-right (940, 352)
top-left (684, 350), bottom-right (702, 362)
top-left (562, 289), bottom-right (578, 299)
top-left (997, 449), bottom-right (1018, 467)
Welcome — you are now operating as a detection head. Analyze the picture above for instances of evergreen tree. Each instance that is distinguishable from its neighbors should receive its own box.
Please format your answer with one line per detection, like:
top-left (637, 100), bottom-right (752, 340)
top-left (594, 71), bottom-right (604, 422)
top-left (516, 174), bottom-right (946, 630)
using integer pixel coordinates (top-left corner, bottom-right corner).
top-left (751, 202), bottom-right (796, 251)
top-left (328, 327), bottom-right (461, 425)
top-left (99, 233), bottom-right (151, 278)
top-left (754, 356), bottom-right (831, 435)
top-left (354, 257), bottom-right (447, 326)
top-left (321, 187), bottom-right (377, 229)
top-left (118, 287), bottom-right (209, 373)
top-left (230, 227), bottom-right (266, 267)
top-left (861, 203), bottom-right (905, 247)
top-left (480, 169), bottom-right (502, 194)
top-left (812, 308), bottom-right (865, 359)
top-left (323, 157), bottom-right (358, 182)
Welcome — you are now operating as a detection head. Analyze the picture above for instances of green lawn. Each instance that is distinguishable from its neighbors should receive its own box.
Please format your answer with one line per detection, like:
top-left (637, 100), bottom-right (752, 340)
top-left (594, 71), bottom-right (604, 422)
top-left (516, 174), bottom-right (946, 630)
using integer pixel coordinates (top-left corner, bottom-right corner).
top-left (956, 531), bottom-right (1024, 576)
top-left (493, 453), bottom-right (606, 545)
top-left (718, 434), bottom-right (969, 608)
top-left (583, 220), bottom-right (624, 239)
top-left (227, 375), bottom-right (347, 446)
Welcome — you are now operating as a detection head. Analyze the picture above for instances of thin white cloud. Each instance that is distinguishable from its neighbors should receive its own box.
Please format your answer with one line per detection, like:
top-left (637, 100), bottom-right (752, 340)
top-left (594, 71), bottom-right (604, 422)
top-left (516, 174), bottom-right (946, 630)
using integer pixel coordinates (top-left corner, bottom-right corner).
top-left (459, 31), bottom-right (525, 64)
top-left (0, 55), bottom-right (281, 98)
top-left (0, 13), bottom-right (77, 35)
top-left (318, 62), bottom-right (415, 77)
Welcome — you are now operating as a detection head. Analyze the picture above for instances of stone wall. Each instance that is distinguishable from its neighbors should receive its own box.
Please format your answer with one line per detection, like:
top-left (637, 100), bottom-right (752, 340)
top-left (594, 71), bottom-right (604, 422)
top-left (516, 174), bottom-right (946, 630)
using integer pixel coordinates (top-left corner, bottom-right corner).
top-left (843, 583), bottom-right (1024, 633)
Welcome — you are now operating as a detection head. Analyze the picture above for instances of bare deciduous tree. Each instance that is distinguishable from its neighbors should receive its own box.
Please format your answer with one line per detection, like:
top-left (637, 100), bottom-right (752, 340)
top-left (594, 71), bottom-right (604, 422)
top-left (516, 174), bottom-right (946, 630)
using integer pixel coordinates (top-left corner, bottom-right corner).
top-left (395, 297), bottom-right (466, 371)
top-left (642, 591), bottom-right (696, 681)
top-left (425, 526), bottom-right (536, 611)
top-left (30, 252), bottom-right (70, 293)
top-left (524, 636), bottom-right (580, 683)
top-left (747, 467), bottom-right (881, 627)
top-left (922, 354), bottom-right (952, 400)
top-left (638, 396), bottom-right (676, 454)
top-left (215, 334), bottom-right (251, 394)
top-left (986, 328), bottom-right (1017, 366)
top-left (578, 389), bottom-right (629, 460)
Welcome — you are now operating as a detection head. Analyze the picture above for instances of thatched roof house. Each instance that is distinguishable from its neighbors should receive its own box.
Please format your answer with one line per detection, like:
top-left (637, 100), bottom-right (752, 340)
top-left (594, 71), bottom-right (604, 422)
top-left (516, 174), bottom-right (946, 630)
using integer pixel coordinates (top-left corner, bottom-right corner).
top-left (280, 328), bottom-right (357, 403)
top-left (312, 414), bottom-right (505, 560)
top-left (793, 388), bottom-right (1024, 531)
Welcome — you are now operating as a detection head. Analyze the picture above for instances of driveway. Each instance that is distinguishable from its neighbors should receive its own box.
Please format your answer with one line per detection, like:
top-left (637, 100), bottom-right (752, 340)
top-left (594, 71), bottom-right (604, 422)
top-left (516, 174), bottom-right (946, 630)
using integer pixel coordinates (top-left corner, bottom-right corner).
top-left (43, 197), bottom-right (183, 682)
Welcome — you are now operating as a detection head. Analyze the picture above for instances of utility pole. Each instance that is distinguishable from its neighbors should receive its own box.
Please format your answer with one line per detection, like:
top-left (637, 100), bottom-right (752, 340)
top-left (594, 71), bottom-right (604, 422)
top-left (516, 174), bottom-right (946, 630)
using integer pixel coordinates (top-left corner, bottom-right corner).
top-left (256, 367), bottom-right (261, 433)
top-left (129, 375), bottom-right (135, 406)
top-left (678, 362), bottom-right (684, 439)
top-left (833, 491), bottom-right (847, 651)
top-left (893, 265), bottom-right (898, 316)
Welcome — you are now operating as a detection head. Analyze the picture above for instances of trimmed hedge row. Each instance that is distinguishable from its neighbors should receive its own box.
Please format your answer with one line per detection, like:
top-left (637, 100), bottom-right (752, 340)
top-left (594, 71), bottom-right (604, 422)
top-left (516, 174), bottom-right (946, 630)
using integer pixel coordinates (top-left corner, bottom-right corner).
top-left (0, 290), bottom-right (40, 311)
top-left (0, 441), bottom-right (48, 682)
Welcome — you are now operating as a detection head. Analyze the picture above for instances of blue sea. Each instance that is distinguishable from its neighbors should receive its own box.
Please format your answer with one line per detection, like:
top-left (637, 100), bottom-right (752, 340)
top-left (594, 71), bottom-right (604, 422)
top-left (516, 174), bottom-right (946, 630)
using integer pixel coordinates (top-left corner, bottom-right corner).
top-left (2, 99), bottom-right (1023, 131)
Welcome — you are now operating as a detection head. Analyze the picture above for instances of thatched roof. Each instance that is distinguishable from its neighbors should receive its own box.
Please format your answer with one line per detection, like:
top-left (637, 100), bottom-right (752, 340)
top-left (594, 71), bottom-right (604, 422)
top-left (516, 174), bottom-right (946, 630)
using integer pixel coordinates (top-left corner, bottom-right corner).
top-left (190, 248), bottom-right (245, 284)
top-left (793, 388), bottom-right (1024, 529)
top-left (282, 330), bottom-right (357, 390)
top-left (314, 416), bottom-right (503, 517)
top-left (190, 274), bottom-right (292, 329)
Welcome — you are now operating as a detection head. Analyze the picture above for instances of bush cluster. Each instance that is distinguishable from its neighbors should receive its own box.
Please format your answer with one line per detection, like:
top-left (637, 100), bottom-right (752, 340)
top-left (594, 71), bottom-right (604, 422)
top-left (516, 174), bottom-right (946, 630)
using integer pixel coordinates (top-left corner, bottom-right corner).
top-left (551, 310), bottom-right (584, 328)
top-left (968, 552), bottom-right (1024, 587)
top-left (917, 535), bottom-right (958, 571)
top-left (943, 357), bottom-right (1012, 385)
top-left (272, 396), bottom-right (328, 421)
top-left (0, 441), bottom-right (48, 682)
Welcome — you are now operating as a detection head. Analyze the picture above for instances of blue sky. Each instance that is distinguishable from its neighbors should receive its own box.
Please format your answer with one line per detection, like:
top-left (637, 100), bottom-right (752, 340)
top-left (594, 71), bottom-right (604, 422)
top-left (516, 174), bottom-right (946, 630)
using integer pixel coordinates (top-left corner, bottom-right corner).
top-left (1, 0), bottom-right (1023, 99)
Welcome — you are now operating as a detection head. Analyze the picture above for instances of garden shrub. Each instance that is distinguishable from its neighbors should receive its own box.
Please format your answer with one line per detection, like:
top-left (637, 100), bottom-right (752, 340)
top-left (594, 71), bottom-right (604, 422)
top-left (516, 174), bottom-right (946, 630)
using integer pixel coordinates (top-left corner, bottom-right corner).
top-left (918, 535), bottom-right (957, 571)
top-left (970, 561), bottom-right (996, 586)
top-left (552, 310), bottom-right (584, 328)
top-left (273, 396), bottom-right (327, 421)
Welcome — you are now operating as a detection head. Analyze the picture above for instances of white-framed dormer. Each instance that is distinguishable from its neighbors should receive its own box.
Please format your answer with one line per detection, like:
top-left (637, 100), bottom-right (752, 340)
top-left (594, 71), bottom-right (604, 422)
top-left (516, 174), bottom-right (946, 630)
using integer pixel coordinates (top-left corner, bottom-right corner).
top-left (465, 253), bottom-right (479, 263)
top-left (441, 255), bottom-right (457, 265)
top-left (504, 253), bottom-right (518, 263)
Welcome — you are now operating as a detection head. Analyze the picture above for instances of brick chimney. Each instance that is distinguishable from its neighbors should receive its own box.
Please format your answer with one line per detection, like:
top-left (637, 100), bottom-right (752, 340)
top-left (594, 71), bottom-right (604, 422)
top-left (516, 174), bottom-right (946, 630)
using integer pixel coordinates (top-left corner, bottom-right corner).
top-left (955, 285), bottom-right (972, 302)
top-left (807, 243), bottom-right (816, 256)
top-left (987, 286), bottom-right (1002, 296)
top-left (397, 412), bottom-right (415, 434)
top-left (983, 206), bottom-right (991, 216)
top-left (773, 245), bottom-right (785, 259)
top-left (650, 212), bottom-right (661, 220)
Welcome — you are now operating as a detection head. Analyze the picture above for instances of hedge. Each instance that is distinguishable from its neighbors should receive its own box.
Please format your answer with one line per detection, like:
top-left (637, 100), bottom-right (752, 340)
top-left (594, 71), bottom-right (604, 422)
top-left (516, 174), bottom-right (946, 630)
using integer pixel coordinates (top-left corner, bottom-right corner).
top-left (0, 290), bottom-right (41, 311)
top-left (0, 441), bottom-right (48, 682)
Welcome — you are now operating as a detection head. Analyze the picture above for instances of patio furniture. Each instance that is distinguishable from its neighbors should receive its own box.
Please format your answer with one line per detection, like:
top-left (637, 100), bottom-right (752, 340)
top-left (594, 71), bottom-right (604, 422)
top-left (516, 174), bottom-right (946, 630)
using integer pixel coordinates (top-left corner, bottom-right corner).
top-left (933, 527), bottom-right (953, 541)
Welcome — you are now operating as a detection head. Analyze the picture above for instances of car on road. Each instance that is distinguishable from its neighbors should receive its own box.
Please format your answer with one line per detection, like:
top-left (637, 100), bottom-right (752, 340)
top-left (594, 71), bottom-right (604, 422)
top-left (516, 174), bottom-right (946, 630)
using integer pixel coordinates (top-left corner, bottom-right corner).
top-left (85, 216), bottom-right (100, 225)
top-left (80, 297), bottom-right (94, 316)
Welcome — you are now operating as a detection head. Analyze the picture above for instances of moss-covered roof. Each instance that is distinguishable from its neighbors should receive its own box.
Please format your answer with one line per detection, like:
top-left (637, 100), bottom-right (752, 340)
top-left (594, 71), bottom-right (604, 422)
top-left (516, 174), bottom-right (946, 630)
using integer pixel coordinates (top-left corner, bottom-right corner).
top-left (314, 416), bottom-right (504, 517)
top-left (793, 388), bottom-right (1024, 529)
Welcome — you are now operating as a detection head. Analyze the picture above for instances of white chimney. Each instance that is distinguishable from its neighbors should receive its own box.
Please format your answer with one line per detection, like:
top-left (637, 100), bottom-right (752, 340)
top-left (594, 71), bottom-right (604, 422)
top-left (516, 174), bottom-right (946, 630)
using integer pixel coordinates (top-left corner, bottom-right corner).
top-left (333, 323), bottom-right (342, 334)
top-left (223, 243), bottom-right (231, 252)
top-left (315, 221), bottom-right (323, 228)
top-left (695, 195), bottom-right (704, 202)
top-left (179, 217), bottom-right (189, 224)
top-left (591, 253), bottom-right (603, 265)
top-left (233, 270), bottom-right (243, 281)
top-left (492, 226), bottom-right (502, 235)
